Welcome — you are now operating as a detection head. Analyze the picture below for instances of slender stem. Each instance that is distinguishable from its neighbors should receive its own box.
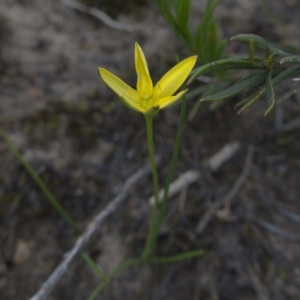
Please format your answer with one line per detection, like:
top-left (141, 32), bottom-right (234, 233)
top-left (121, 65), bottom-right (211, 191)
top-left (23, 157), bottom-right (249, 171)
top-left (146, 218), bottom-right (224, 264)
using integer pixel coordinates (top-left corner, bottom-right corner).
top-left (145, 115), bottom-right (159, 206)
top-left (81, 252), bottom-right (107, 283)
top-left (149, 249), bottom-right (204, 264)
top-left (142, 115), bottom-right (160, 259)
top-left (153, 96), bottom-right (187, 251)
top-left (0, 126), bottom-right (80, 233)
top-left (0, 126), bottom-right (109, 281)
top-left (88, 257), bottom-right (141, 300)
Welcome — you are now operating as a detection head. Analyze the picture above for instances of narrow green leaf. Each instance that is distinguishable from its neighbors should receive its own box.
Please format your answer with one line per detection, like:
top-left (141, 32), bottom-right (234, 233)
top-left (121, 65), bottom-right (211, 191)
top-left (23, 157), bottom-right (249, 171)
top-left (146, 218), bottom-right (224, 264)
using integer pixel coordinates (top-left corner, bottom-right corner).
top-left (214, 39), bottom-right (227, 60)
top-left (176, 0), bottom-right (191, 34)
top-left (208, 20), bottom-right (218, 61)
top-left (186, 86), bottom-right (207, 100)
top-left (280, 55), bottom-right (300, 64)
top-left (249, 39), bottom-right (255, 65)
top-left (231, 34), bottom-right (291, 56)
top-left (195, 23), bottom-right (206, 62)
top-left (202, 0), bottom-right (220, 34)
top-left (209, 98), bottom-right (226, 110)
top-left (272, 65), bottom-right (299, 85)
top-left (188, 100), bottom-right (203, 121)
top-left (235, 86), bottom-right (265, 108)
top-left (201, 72), bottom-right (267, 101)
top-left (189, 58), bottom-right (262, 83)
top-left (174, 0), bottom-right (182, 17)
top-left (237, 89), bottom-right (265, 114)
top-left (81, 253), bottom-right (108, 283)
top-left (150, 249), bottom-right (204, 264)
top-left (265, 70), bottom-right (275, 115)
top-left (277, 83), bottom-right (300, 104)
top-left (156, 0), bottom-right (176, 29)
top-left (194, 0), bottom-right (220, 63)
top-left (88, 258), bottom-right (141, 300)
top-left (0, 126), bottom-right (80, 232)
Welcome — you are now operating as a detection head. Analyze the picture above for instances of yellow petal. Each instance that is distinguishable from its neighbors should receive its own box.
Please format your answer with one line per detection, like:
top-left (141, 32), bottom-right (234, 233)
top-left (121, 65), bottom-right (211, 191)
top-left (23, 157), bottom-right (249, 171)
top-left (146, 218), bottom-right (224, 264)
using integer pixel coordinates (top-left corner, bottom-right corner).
top-left (98, 68), bottom-right (142, 112)
top-left (153, 56), bottom-right (197, 99)
top-left (156, 89), bottom-right (188, 109)
top-left (135, 43), bottom-right (153, 99)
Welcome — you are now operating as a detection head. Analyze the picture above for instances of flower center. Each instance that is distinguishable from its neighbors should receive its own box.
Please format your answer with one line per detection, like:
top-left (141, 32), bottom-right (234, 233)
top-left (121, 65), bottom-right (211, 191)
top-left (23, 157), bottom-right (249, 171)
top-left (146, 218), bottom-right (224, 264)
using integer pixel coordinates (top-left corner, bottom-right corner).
top-left (139, 95), bottom-right (154, 111)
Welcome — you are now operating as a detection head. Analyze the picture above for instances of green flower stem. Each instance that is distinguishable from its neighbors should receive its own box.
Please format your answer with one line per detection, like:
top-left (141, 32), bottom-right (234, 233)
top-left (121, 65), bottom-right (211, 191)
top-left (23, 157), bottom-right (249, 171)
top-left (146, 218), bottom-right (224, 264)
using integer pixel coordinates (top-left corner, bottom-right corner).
top-left (88, 257), bottom-right (141, 300)
top-left (145, 115), bottom-right (159, 206)
top-left (142, 115), bottom-right (160, 260)
top-left (153, 96), bottom-right (187, 251)
top-left (142, 96), bottom-right (187, 259)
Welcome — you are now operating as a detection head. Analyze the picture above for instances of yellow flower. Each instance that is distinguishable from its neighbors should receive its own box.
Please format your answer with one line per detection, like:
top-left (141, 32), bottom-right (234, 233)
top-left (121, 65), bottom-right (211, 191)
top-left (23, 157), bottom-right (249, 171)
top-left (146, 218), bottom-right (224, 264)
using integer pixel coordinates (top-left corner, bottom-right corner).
top-left (98, 43), bottom-right (197, 115)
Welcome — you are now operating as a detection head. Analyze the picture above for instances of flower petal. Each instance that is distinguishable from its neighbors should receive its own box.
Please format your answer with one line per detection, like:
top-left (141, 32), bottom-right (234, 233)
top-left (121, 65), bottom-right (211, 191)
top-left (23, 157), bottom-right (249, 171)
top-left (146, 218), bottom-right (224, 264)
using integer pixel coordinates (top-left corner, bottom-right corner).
top-left (153, 56), bottom-right (197, 99)
top-left (135, 43), bottom-right (153, 99)
top-left (98, 68), bottom-right (142, 112)
top-left (156, 89), bottom-right (188, 109)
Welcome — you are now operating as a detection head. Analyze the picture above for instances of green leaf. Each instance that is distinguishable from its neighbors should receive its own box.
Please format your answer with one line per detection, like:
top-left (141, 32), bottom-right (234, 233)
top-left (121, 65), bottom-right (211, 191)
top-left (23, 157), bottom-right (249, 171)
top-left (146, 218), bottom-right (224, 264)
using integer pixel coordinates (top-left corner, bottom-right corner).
top-left (231, 34), bottom-right (291, 56)
top-left (155, 0), bottom-right (176, 29)
top-left (265, 69), bottom-right (275, 115)
top-left (88, 258), bottom-right (141, 300)
top-left (189, 58), bottom-right (262, 83)
top-left (201, 71), bottom-right (267, 101)
top-left (195, 23), bottom-right (206, 62)
top-left (237, 89), bottom-right (265, 114)
top-left (81, 253), bottom-right (108, 283)
top-left (194, 0), bottom-right (220, 63)
top-left (175, 0), bottom-right (191, 36)
top-left (209, 98), bottom-right (226, 110)
top-left (235, 87), bottom-right (265, 108)
top-left (208, 20), bottom-right (217, 61)
top-left (272, 65), bottom-right (300, 85)
top-left (277, 83), bottom-right (300, 104)
top-left (280, 55), bottom-right (300, 64)
top-left (149, 249), bottom-right (204, 264)
top-left (188, 100), bottom-right (203, 121)
top-left (249, 39), bottom-right (255, 65)
top-left (214, 39), bottom-right (227, 60)
top-left (202, 0), bottom-right (220, 34)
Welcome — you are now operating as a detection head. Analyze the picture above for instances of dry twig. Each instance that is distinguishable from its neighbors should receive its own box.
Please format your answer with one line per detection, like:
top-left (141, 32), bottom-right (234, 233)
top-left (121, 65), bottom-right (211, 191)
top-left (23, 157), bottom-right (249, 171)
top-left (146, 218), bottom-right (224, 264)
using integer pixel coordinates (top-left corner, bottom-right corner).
top-left (149, 141), bottom-right (240, 205)
top-left (60, 0), bottom-right (134, 32)
top-left (254, 218), bottom-right (300, 241)
top-left (29, 162), bottom-right (152, 300)
top-left (195, 145), bottom-right (254, 234)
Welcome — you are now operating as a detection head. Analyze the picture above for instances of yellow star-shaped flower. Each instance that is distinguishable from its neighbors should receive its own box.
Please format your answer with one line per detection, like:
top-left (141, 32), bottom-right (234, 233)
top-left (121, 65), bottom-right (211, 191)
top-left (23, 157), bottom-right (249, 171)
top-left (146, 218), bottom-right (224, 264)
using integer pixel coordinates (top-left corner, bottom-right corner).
top-left (98, 43), bottom-right (197, 115)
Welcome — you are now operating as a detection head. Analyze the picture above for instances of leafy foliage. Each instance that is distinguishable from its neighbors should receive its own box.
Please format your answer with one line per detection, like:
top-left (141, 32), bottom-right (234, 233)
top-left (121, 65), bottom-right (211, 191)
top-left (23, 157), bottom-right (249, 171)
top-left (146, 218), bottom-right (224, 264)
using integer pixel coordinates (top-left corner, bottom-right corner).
top-left (189, 34), bottom-right (300, 115)
top-left (154, 0), bottom-right (226, 64)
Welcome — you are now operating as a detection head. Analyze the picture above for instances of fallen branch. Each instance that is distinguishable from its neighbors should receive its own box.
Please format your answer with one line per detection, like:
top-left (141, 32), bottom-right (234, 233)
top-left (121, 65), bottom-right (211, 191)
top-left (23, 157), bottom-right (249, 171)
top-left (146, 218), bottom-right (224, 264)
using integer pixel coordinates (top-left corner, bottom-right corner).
top-left (195, 145), bottom-right (254, 234)
top-left (29, 161), bottom-right (152, 300)
top-left (149, 141), bottom-right (240, 205)
top-left (60, 0), bottom-right (134, 32)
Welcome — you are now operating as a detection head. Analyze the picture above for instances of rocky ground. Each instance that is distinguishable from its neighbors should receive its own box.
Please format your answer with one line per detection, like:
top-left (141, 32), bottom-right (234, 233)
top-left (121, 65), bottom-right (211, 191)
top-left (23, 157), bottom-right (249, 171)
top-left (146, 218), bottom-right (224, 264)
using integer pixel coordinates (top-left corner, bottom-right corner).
top-left (1, 0), bottom-right (300, 299)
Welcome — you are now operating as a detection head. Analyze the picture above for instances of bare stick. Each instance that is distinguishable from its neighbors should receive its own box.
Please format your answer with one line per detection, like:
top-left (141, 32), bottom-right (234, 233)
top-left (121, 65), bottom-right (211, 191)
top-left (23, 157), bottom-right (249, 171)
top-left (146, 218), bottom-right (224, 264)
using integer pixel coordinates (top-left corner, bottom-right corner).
top-left (254, 218), bottom-right (300, 241)
top-left (149, 141), bottom-right (240, 205)
top-left (29, 162), bottom-right (152, 300)
top-left (195, 145), bottom-right (254, 234)
top-left (60, 0), bottom-right (134, 32)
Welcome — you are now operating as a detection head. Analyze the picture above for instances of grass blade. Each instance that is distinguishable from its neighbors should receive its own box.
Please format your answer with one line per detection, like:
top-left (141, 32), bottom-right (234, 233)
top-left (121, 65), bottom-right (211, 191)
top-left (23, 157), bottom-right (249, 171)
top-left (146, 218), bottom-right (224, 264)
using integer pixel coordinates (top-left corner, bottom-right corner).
top-left (265, 69), bottom-right (275, 115)
top-left (149, 250), bottom-right (204, 264)
top-left (189, 58), bottom-right (261, 83)
top-left (201, 72), bottom-right (267, 101)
